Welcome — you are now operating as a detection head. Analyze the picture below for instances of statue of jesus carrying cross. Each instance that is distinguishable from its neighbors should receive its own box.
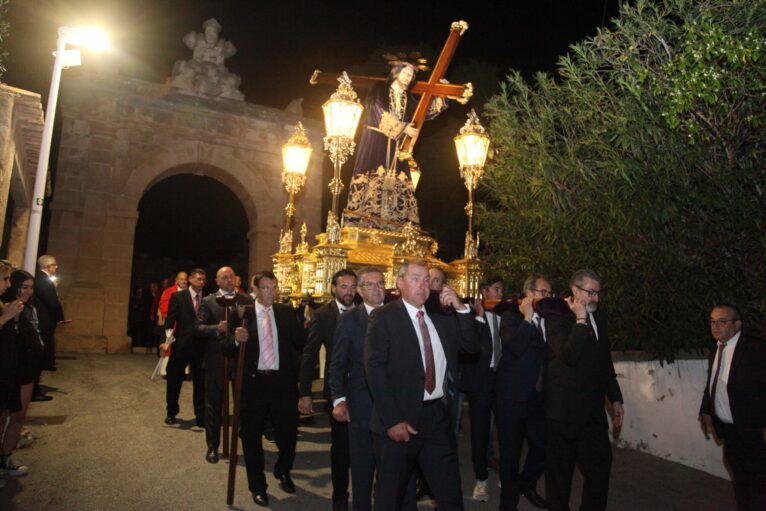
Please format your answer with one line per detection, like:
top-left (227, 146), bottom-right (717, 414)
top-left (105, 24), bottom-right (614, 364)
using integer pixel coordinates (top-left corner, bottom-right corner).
top-left (311, 21), bottom-right (472, 231)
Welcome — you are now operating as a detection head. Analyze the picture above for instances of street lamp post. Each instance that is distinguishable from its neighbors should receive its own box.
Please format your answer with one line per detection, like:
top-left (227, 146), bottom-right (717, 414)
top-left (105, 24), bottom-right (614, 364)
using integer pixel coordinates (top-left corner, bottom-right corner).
top-left (321, 72), bottom-right (363, 223)
top-left (454, 109), bottom-right (490, 258)
top-left (22, 27), bottom-right (108, 273)
top-left (279, 122), bottom-right (313, 252)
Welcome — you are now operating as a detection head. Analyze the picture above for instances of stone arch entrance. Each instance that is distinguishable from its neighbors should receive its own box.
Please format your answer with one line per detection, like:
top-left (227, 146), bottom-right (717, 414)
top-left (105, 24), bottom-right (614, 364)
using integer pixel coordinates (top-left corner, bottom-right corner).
top-left (47, 71), bottom-right (324, 353)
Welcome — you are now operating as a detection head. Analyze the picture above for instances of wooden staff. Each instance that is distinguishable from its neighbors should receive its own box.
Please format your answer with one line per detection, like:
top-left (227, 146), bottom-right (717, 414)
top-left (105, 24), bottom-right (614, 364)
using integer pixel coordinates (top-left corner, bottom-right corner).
top-left (227, 304), bottom-right (252, 505)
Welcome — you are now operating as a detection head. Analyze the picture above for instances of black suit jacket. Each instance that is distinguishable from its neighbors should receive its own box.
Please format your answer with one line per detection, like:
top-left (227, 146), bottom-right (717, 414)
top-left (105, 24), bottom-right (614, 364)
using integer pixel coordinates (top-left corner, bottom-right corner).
top-left (222, 302), bottom-right (306, 399)
top-left (165, 289), bottom-right (204, 356)
top-left (544, 310), bottom-right (623, 425)
top-left (459, 312), bottom-right (498, 394)
top-left (34, 271), bottom-right (64, 334)
top-left (329, 305), bottom-right (373, 420)
top-left (364, 299), bottom-right (479, 435)
top-left (195, 293), bottom-right (237, 373)
top-left (497, 309), bottom-right (547, 402)
top-left (699, 334), bottom-right (766, 439)
top-left (300, 300), bottom-right (341, 399)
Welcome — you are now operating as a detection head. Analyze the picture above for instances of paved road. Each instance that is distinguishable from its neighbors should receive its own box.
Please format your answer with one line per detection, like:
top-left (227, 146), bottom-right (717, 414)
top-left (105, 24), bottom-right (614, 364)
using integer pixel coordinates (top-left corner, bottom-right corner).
top-left (1, 353), bottom-right (737, 510)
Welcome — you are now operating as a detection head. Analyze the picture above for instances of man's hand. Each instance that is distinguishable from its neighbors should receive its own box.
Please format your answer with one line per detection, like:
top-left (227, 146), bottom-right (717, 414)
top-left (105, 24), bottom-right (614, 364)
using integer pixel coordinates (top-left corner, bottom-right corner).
top-left (565, 295), bottom-right (587, 320)
top-left (699, 414), bottom-right (715, 439)
top-left (387, 421), bottom-right (418, 442)
top-left (332, 402), bottom-right (351, 423)
top-left (520, 296), bottom-right (535, 322)
top-left (612, 401), bottom-right (624, 430)
top-left (216, 320), bottom-right (228, 333)
top-left (440, 285), bottom-right (464, 310)
top-left (473, 293), bottom-right (485, 317)
top-left (234, 327), bottom-right (248, 343)
top-left (298, 396), bottom-right (314, 415)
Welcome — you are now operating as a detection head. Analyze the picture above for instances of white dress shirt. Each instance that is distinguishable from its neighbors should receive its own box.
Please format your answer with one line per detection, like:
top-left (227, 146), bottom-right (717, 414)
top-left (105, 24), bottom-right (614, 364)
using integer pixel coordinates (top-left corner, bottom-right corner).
top-left (710, 331), bottom-right (740, 424)
top-left (255, 300), bottom-right (280, 370)
top-left (402, 300), bottom-right (447, 400)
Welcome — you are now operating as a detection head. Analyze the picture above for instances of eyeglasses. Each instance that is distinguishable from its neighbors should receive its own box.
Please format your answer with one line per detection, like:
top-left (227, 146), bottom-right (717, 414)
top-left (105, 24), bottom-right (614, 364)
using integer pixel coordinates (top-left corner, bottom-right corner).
top-left (710, 319), bottom-right (736, 327)
top-left (575, 284), bottom-right (601, 297)
top-left (360, 281), bottom-right (386, 289)
top-left (530, 288), bottom-right (552, 297)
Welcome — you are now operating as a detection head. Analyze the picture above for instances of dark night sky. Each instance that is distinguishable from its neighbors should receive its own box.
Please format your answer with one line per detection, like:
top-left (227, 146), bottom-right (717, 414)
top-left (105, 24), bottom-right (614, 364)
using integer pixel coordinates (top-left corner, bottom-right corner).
top-left (2, 0), bottom-right (620, 283)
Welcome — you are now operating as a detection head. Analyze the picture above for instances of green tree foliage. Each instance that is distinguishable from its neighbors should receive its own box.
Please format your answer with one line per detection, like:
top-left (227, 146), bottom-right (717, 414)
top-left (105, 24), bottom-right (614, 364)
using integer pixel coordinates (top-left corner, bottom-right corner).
top-left (0, 0), bottom-right (8, 78)
top-left (480, 0), bottom-right (766, 359)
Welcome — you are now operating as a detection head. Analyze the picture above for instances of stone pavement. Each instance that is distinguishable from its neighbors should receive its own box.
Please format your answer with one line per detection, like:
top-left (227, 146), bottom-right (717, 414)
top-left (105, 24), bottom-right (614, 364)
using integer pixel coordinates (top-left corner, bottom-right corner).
top-left (1, 354), bottom-right (737, 510)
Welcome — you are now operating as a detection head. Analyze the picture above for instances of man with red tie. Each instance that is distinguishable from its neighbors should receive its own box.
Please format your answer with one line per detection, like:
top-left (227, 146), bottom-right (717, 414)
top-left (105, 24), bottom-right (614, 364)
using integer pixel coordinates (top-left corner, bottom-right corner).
top-left (365, 260), bottom-right (478, 511)
top-left (163, 268), bottom-right (207, 426)
top-left (699, 304), bottom-right (766, 511)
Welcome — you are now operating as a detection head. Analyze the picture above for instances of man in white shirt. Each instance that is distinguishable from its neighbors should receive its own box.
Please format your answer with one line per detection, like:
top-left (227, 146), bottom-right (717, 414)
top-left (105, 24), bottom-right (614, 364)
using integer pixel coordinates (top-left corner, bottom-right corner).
top-left (365, 260), bottom-right (478, 511)
top-left (699, 304), bottom-right (766, 511)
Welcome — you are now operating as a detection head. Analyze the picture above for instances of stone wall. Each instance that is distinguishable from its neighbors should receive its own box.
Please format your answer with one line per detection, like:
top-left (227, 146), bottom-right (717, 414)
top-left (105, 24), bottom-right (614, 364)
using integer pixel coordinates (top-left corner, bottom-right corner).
top-left (49, 70), bottom-right (324, 353)
top-left (612, 353), bottom-right (729, 480)
top-left (0, 84), bottom-right (44, 265)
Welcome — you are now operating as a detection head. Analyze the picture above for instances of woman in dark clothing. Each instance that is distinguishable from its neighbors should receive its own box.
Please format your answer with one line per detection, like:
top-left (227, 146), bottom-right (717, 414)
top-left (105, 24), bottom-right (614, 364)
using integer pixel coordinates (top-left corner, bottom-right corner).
top-left (0, 267), bottom-right (44, 477)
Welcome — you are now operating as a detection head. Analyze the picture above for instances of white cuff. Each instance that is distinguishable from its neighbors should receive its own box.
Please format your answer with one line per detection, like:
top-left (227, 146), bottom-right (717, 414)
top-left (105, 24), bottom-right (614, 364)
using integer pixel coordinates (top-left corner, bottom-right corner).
top-left (332, 397), bottom-right (347, 407)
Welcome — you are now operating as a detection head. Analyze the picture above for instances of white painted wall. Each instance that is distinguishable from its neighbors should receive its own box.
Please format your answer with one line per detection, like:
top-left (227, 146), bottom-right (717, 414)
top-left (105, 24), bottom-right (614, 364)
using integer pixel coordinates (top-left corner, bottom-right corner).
top-left (611, 357), bottom-right (730, 480)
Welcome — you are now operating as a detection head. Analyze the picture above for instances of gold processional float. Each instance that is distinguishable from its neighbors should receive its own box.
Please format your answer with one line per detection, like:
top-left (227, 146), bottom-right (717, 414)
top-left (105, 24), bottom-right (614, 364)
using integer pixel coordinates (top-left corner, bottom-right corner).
top-left (272, 21), bottom-right (491, 304)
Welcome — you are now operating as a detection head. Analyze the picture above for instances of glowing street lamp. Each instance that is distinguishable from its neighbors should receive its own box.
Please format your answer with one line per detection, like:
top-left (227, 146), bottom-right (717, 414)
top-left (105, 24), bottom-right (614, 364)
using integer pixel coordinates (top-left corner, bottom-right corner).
top-left (22, 26), bottom-right (109, 273)
top-left (281, 122), bottom-right (312, 245)
top-left (454, 109), bottom-right (490, 257)
top-left (321, 72), bottom-right (363, 222)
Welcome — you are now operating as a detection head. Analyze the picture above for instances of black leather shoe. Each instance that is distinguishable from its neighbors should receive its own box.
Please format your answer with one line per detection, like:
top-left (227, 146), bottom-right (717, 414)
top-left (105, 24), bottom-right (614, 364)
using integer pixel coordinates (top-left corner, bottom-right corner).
top-left (252, 491), bottom-right (269, 507)
top-left (520, 487), bottom-right (547, 509)
top-left (276, 473), bottom-right (295, 493)
top-left (31, 393), bottom-right (53, 402)
top-left (205, 449), bottom-right (219, 464)
top-left (164, 416), bottom-right (176, 425)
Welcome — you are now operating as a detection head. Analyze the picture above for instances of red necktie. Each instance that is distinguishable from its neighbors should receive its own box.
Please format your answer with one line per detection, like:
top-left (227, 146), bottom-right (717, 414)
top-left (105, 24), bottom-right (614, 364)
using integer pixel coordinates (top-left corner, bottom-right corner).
top-left (709, 341), bottom-right (727, 409)
top-left (416, 310), bottom-right (436, 394)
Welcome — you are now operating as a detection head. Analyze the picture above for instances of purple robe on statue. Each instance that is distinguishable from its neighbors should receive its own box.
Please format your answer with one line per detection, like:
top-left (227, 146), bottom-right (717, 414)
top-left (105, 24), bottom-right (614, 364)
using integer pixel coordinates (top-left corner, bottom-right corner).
top-left (344, 82), bottom-right (446, 230)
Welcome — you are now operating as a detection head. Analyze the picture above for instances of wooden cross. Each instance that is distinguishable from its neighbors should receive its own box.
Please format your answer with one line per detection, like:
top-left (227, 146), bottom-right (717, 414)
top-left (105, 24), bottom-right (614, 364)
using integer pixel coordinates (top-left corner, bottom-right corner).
top-left (310, 20), bottom-right (472, 163)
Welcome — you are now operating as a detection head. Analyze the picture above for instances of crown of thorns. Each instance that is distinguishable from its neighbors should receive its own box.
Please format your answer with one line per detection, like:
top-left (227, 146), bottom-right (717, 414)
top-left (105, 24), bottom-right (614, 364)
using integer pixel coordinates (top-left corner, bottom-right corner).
top-left (383, 52), bottom-right (430, 72)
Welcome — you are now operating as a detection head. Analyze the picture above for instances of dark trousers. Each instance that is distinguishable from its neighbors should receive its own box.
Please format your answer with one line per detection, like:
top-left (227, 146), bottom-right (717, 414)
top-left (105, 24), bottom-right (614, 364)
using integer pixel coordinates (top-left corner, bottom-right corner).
top-left (165, 343), bottom-right (205, 419)
top-left (465, 369), bottom-right (496, 481)
top-left (240, 372), bottom-right (298, 493)
top-left (720, 423), bottom-right (766, 511)
top-left (41, 331), bottom-right (55, 368)
top-left (329, 406), bottom-right (350, 503)
top-left (348, 404), bottom-right (375, 511)
top-left (204, 363), bottom-right (224, 451)
top-left (546, 418), bottom-right (612, 511)
top-left (373, 399), bottom-right (463, 511)
top-left (496, 390), bottom-right (546, 509)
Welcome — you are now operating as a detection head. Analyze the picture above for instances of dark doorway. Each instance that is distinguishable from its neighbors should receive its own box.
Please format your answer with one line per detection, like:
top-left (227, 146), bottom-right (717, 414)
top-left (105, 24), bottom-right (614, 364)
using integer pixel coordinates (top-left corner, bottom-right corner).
top-left (128, 173), bottom-right (250, 346)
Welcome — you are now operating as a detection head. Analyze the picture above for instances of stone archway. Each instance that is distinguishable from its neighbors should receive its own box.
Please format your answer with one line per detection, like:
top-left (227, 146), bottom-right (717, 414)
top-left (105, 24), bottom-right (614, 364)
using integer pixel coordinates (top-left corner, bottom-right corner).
top-left (47, 71), bottom-right (324, 353)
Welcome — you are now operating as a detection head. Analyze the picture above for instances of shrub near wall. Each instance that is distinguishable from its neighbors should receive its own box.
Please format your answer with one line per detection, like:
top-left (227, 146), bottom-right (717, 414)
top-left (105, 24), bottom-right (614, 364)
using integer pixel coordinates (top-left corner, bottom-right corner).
top-left (480, 0), bottom-right (766, 359)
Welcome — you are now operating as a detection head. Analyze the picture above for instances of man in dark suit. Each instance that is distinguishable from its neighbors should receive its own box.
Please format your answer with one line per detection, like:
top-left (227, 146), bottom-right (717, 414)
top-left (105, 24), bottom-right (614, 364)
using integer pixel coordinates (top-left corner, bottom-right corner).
top-left (195, 266), bottom-right (238, 464)
top-left (544, 269), bottom-right (623, 511)
top-left (496, 274), bottom-right (551, 511)
top-left (328, 267), bottom-right (384, 511)
top-left (232, 270), bottom-right (306, 507)
top-left (461, 275), bottom-right (504, 503)
top-left (365, 259), bottom-right (478, 511)
top-left (34, 255), bottom-right (64, 373)
top-left (699, 304), bottom-right (766, 511)
top-left (298, 269), bottom-right (357, 511)
top-left (163, 268), bottom-right (207, 426)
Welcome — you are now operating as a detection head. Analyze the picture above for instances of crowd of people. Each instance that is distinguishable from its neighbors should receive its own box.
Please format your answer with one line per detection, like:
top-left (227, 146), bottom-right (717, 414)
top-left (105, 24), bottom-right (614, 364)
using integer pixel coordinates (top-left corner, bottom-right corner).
top-left (0, 255), bottom-right (65, 486)
top-left (153, 260), bottom-right (764, 511)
